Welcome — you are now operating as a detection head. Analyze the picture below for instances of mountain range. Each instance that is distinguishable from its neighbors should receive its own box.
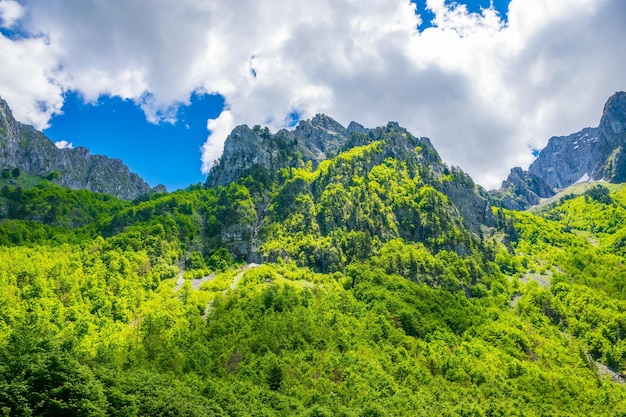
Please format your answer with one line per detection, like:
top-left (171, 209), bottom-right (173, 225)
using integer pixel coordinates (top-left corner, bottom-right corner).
top-left (2, 92), bottom-right (625, 207)
top-left (1, 92), bottom-right (626, 415)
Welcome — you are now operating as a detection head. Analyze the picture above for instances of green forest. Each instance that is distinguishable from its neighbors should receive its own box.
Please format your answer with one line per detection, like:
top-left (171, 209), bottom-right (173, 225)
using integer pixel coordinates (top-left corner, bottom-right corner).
top-left (1, 130), bottom-right (626, 416)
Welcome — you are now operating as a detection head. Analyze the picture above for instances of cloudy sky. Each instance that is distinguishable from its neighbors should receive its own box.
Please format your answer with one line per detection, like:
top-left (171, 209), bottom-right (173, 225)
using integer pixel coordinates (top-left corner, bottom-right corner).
top-left (0, 0), bottom-right (625, 190)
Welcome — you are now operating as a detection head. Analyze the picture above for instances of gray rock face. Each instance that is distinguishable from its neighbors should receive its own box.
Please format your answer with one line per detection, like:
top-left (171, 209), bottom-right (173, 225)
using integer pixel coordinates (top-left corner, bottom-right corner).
top-left (207, 114), bottom-right (495, 230)
top-left (0, 96), bottom-right (163, 199)
top-left (489, 167), bottom-right (556, 210)
top-left (492, 92), bottom-right (626, 210)
top-left (528, 91), bottom-right (626, 188)
top-left (528, 127), bottom-right (603, 188)
top-left (206, 114), bottom-right (353, 188)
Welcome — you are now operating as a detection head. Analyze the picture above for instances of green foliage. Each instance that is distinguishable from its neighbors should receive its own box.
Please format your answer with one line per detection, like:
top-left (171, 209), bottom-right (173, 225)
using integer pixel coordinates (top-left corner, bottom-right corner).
top-left (584, 184), bottom-right (611, 203)
top-left (3, 139), bottom-right (626, 414)
top-left (45, 171), bottom-right (61, 181)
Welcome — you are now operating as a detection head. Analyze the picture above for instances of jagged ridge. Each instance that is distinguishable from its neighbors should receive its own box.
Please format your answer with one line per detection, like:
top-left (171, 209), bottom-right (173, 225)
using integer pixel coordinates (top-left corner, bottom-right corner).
top-left (0, 97), bottom-right (164, 199)
top-left (206, 115), bottom-right (495, 265)
top-left (492, 91), bottom-right (626, 210)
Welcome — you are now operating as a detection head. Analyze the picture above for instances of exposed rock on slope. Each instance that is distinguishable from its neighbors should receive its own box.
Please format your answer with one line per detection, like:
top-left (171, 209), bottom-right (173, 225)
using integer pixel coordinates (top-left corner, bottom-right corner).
top-left (206, 114), bottom-right (353, 188)
top-left (492, 92), bottom-right (626, 209)
top-left (207, 115), bottom-right (494, 235)
top-left (0, 97), bottom-right (163, 199)
top-left (490, 168), bottom-right (556, 210)
top-left (529, 92), bottom-right (626, 187)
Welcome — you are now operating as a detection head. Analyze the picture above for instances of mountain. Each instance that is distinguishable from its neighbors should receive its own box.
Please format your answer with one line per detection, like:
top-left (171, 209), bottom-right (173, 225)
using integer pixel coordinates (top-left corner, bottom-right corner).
top-left (206, 114), bottom-right (360, 187)
top-left (529, 91), bottom-right (626, 187)
top-left (489, 167), bottom-right (557, 210)
top-left (0, 97), bottom-right (164, 199)
top-left (2, 99), bottom-right (626, 415)
top-left (207, 115), bottom-right (494, 263)
top-left (492, 91), bottom-right (626, 209)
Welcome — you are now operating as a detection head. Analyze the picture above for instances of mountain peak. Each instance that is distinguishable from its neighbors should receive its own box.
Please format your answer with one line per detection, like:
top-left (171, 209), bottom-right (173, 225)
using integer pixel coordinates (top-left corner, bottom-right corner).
top-left (308, 114), bottom-right (347, 135)
top-left (599, 91), bottom-right (626, 137)
top-left (0, 96), bottom-right (19, 139)
top-left (493, 92), bottom-right (626, 209)
top-left (0, 96), bottom-right (160, 199)
top-left (525, 92), bottom-right (626, 190)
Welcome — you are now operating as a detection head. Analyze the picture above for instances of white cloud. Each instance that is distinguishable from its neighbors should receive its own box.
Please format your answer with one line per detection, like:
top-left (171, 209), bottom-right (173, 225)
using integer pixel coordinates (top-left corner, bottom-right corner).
top-left (54, 139), bottom-right (72, 149)
top-left (202, 109), bottom-right (234, 173)
top-left (0, 0), bottom-right (23, 27)
top-left (0, 0), bottom-right (625, 188)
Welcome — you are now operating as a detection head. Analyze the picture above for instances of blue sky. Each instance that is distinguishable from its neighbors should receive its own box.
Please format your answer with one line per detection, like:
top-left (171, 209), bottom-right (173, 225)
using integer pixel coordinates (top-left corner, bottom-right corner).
top-left (44, 92), bottom-right (223, 190)
top-left (413, 0), bottom-right (511, 28)
top-left (1, 0), bottom-right (625, 190)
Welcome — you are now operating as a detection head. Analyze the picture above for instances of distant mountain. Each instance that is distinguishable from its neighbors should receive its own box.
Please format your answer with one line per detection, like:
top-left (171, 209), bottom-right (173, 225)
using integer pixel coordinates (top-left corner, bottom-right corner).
top-left (0, 96), bottom-right (164, 199)
top-left (491, 91), bottom-right (626, 209)
top-left (529, 91), bottom-right (626, 187)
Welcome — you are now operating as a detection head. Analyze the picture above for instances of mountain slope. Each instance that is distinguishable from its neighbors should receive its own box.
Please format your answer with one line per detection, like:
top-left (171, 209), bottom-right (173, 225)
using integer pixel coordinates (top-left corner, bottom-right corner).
top-left (2, 97), bottom-right (626, 415)
top-left (2, 177), bottom-right (626, 415)
top-left (529, 91), bottom-right (626, 187)
top-left (207, 116), bottom-right (494, 266)
top-left (491, 91), bottom-right (626, 210)
top-left (0, 97), bottom-right (163, 199)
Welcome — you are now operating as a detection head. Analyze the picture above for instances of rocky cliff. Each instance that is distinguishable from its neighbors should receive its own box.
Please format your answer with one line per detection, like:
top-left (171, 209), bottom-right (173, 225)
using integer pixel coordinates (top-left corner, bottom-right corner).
top-left (207, 115), bottom-right (494, 236)
top-left (528, 92), bottom-right (626, 187)
top-left (0, 97), bottom-right (163, 199)
top-left (492, 91), bottom-right (626, 209)
top-left (206, 114), bottom-right (354, 188)
top-left (489, 167), bottom-right (556, 210)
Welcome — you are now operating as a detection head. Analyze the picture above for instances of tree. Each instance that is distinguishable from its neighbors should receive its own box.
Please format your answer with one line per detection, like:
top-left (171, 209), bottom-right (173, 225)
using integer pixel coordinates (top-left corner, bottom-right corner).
top-left (45, 171), bottom-right (61, 181)
top-left (266, 361), bottom-right (283, 391)
top-left (185, 251), bottom-right (206, 270)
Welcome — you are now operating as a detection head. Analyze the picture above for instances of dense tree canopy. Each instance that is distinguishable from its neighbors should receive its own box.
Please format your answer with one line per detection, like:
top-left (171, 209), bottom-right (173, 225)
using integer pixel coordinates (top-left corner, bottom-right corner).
top-left (1, 141), bottom-right (626, 415)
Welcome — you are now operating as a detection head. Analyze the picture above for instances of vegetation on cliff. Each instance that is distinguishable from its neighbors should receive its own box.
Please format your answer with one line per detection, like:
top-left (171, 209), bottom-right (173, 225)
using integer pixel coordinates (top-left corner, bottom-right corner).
top-left (1, 126), bottom-right (626, 416)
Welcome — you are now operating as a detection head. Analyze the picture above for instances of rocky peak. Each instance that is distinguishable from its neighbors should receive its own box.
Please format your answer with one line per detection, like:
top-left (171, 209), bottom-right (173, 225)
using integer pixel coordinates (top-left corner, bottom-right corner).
top-left (347, 121), bottom-right (367, 134)
top-left (527, 92), bottom-right (626, 188)
top-left (294, 114), bottom-right (350, 158)
top-left (309, 114), bottom-right (348, 136)
top-left (489, 167), bottom-right (556, 210)
top-left (208, 115), bottom-right (353, 187)
top-left (208, 115), bottom-right (494, 232)
top-left (0, 96), bottom-right (161, 199)
top-left (492, 92), bottom-right (626, 209)
top-left (599, 91), bottom-right (626, 141)
top-left (527, 127), bottom-right (601, 189)
top-left (0, 97), bottom-right (19, 140)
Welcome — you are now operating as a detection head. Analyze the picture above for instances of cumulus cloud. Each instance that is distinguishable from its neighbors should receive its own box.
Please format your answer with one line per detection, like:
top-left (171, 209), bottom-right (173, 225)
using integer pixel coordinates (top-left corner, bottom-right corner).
top-left (202, 110), bottom-right (234, 172)
top-left (54, 139), bottom-right (72, 149)
top-left (0, 0), bottom-right (625, 188)
top-left (0, 0), bottom-right (23, 27)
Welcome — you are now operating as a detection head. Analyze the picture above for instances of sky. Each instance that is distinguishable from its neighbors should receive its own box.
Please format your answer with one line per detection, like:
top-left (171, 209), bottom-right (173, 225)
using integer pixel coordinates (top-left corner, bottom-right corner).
top-left (0, 0), bottom-right (625, 191)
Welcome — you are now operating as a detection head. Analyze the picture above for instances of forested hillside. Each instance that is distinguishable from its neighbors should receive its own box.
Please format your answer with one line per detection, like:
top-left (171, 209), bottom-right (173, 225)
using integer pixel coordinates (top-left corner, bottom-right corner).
top-left (1, 130), bottom-right (626, 415)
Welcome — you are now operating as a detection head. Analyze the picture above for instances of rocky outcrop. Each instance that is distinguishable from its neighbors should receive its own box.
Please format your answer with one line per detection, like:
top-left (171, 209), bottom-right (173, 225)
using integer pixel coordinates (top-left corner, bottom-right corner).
top-left (207, 115), bottom-right (495, 231)
top-left (527, 127), bottom-right (604, 189)
top-left (0, 96), bottom-right (163, 199)
top-left (489, 168), bottom-right (556, 210)
top-left (492, 92), bottom-right (626, 210)
top-left (528, 91), bottom-right (626, 188)
top-left (206, 114), bottom-right (352, 188)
